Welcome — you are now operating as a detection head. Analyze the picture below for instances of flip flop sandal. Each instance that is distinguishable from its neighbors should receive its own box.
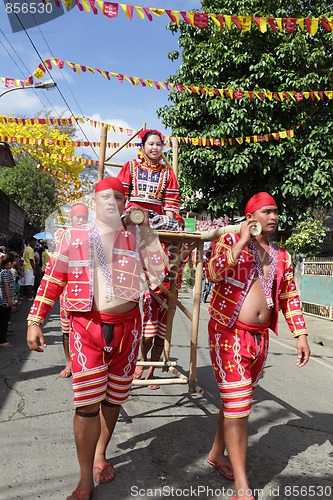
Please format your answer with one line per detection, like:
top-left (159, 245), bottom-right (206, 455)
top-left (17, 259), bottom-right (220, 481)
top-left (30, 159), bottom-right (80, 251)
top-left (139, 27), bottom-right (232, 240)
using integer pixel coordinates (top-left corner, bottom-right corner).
top-left (207, 456), bottom-right (234, 480)
top-left (148, 384), bottom-right (160, 390)
top-left (93, 463), bottom-right (115, 483)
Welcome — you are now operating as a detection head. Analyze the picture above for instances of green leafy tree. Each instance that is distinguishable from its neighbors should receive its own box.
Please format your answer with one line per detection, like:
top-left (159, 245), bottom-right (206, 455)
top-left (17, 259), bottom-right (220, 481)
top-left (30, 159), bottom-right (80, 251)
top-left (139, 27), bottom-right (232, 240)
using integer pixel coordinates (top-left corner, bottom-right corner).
top-left (283, 216), bottom-right (329, 258)
top-left (0, 157), bottom-right (58, 230)
top-left (159, 0), bottom-right (333, 226)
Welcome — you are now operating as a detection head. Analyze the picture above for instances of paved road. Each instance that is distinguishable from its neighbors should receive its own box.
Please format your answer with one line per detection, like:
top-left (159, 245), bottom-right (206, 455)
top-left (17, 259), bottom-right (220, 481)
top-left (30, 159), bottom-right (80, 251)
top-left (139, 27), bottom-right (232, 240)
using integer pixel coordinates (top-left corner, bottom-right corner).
top-left (0, 293), bottom-right (332, 500)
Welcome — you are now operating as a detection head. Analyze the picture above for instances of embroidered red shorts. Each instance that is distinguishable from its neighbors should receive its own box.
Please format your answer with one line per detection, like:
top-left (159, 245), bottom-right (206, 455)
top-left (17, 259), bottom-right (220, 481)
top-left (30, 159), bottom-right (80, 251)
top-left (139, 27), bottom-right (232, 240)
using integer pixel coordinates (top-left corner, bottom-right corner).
top-left (208, 318), bottom-right (269, 418)
top-left (69, 306), bottom-right (141, 408)
top-left (142, 288), bottom-right (175, 340)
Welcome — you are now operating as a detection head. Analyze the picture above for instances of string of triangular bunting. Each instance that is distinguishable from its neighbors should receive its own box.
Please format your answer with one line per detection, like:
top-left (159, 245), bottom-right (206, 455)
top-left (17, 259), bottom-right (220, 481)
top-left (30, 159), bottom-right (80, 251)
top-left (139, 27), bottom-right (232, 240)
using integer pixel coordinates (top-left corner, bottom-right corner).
top-left (40, 1), bottom-right (333, 35)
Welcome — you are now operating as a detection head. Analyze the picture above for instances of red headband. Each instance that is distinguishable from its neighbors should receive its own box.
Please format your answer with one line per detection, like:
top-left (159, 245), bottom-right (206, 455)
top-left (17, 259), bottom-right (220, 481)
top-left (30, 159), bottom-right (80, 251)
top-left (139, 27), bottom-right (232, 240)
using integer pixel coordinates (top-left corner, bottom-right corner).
top-left (244, 192), bottom-right (277, 214)
top-left (70, 204), bottom-right (88, 217)
top-left (138, 128), bottom-right (165, 143)
top-left (95, 177), bottom-right (125, 194)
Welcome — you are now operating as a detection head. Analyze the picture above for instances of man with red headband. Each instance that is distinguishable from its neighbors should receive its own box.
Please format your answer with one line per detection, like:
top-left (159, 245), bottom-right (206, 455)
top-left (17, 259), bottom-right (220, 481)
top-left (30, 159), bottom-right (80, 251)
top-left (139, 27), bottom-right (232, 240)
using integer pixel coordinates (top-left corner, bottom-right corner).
top-left (26, 177), bottom-right (168, 500)
top-left (59, 203), bottom-right (89, 378)
top-left (206, 191), bottom-right (310, 500)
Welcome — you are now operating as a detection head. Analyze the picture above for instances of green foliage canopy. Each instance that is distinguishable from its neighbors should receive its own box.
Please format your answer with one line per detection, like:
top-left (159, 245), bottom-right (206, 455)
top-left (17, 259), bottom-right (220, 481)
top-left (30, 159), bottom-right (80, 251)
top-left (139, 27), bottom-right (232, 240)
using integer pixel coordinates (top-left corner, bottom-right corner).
top-left (0, 157), bottom-right (58, 230)
top-left (159, 0), bottom-right (333, 226)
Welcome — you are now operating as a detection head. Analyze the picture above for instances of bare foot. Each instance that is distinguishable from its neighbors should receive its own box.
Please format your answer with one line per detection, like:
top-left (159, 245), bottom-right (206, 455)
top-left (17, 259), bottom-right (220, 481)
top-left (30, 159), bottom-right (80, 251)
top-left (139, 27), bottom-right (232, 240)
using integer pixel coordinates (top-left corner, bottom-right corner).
top-left (59, 366), bottom-right (72, 378)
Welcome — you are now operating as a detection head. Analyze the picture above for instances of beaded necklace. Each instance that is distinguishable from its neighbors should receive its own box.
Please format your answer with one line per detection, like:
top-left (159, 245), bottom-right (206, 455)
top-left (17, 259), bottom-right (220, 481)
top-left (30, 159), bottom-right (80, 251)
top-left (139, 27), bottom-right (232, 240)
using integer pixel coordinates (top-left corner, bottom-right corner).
top-left (91, 223), bottom-right (114, 302)
top-left (248, 239), bottom-right (277, 309)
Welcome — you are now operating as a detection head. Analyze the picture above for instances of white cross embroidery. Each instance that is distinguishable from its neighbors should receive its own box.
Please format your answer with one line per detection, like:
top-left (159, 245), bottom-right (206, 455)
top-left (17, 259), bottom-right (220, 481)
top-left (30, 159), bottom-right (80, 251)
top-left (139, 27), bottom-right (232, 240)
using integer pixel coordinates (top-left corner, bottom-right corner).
top-left (72, 267), bottom-right (83, 279)
top-left (219, 300), bottom-right (227, 309)
top-left (224, 285), bottom-right (232, 295)
top-left (30, 304), bottom-right (38, 313)
top-left (216, 257), bottom-right (225, 267)
top-left (72, 238), bottom-right (83, 249)
top-left (119, 256), bottom-right (128, 267)
top-left (290, 298), bottom-right (300, 307)
top-left (151, 254), bottom-right (161, 263)
top-left (117, 273), bottom-right (126, 283)
top-left (72, 284), bottom-right (82, 297)
top-left (296, 318), bottom-right (305, 327)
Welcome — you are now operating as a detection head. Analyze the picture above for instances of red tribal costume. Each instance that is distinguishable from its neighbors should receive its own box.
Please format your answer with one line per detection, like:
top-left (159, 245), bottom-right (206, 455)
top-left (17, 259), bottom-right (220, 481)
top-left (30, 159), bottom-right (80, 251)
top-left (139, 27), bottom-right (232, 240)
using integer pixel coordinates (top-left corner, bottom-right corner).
top-left (207, 232), bottom-right (307, 418)
top-left (117, 159), bottom-right (180, 215)
top-left (28, 224), bottom-right (168, 406)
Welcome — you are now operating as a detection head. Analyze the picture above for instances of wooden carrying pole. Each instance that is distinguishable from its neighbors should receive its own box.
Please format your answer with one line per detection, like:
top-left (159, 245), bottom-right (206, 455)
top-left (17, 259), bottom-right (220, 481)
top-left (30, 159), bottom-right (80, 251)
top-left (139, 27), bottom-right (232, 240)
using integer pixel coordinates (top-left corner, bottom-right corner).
top-left (98, 125), bottom-right (108, 181)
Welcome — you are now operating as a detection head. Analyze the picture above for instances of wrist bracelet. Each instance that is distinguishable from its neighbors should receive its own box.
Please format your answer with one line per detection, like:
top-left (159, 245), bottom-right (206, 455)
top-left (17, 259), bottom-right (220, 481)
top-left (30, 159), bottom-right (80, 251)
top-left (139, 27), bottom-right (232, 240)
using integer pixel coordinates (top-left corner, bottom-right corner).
top-left (27, 320), bottom-right (42, 328)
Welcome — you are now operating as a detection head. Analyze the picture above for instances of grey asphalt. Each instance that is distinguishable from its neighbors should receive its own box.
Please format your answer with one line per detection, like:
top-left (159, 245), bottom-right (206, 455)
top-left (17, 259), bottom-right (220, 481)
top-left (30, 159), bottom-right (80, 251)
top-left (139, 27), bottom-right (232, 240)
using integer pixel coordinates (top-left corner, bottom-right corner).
top-left (0, 293), bottom-right (332, 500)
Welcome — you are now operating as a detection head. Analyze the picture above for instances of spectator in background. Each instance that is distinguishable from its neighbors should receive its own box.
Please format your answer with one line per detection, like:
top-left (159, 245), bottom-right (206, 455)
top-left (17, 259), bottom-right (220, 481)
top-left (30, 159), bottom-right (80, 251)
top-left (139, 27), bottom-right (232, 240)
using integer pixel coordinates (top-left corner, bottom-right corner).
top-left (0, 253), bottom-right (17, 348)
top-left (22, 237), bottom-right (37, 300)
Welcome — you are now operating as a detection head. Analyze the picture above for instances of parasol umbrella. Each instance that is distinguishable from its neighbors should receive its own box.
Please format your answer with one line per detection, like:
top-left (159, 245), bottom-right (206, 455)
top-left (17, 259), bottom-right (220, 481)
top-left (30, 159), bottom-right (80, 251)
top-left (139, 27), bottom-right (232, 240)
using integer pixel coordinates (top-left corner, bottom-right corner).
top-left (33, 231), bottom-right (54, 240)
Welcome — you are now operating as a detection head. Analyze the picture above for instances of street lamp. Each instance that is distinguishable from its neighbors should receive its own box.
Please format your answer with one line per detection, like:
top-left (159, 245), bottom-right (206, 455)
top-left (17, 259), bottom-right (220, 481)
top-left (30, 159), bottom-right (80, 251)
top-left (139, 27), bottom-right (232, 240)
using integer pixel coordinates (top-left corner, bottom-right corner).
top-left (0, 79), bottom-right (57, 98)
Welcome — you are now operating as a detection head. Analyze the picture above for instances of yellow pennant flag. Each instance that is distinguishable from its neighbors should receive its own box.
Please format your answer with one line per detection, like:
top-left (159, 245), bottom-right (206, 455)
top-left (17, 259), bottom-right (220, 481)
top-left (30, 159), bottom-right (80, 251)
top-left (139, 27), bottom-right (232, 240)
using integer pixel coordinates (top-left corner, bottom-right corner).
top-left (224, 15), bottom-right (232, 30)
top-left (209, 14), bottom-right (221, 27)
top-left (324, 91), bottom-right (333, 100)
top-left (135, 6), bottom-right (145, 20)
top-left (297, 18), bottom-right (305, 31)
top-left (309, 18), bottom-right (319, 35)
top-left (187, 12), bottom-right (194, 25)
top-left (258, 17), bottom-right (267, 33)
top-left (265, 92), bottom-right (273, 101)
top-left (96, 0), bottom-right (103, 12)
top-left (62, 0), bottom-right (73, 9)
top-left (151, 9), bottom-right (165, 17)
top-left (80, 0), bottom-right (90, 12)
top-left (236, 137), bottom-right (243, 144)
top-left (238, 16), bottom-right (252, 31)
top-left (275, 18), bottom-right (283, 32)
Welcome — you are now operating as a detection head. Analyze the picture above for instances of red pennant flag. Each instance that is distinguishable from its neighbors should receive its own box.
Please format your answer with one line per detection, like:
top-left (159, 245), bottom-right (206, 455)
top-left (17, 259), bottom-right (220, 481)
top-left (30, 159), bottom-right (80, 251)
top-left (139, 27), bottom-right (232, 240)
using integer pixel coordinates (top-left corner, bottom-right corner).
top-left (174, 84), bottom-right (184, 93)
top-left (194, 13), bottom-right (208, 29)
top-left (273, 92), bottom-right (281, 101)
top-left (143, 7), bottom-right (152, 21)
top-left (75, 0), bottom-right (84, 11)
top-left (5, 78), bottom-right (15, 88)
top-left (104, 2), bottom-right (118, 18)
top-left (117, 74), bottom-right (124, 83)
top-left (294, 92), bottom-right (303, 102)
top-left (232, 16), bottom-right (242, 29)
top-left (44, 59), bottom-right (52, 69)
top-left (267, 18), bottom-right (277, 31)
top-left (165, 10), bottom-right (177, 23)
top-left (154, 81), bottom-right (161, 89)
top-left (139, 78), bottom-right (146, 87)
top-left (180, 12), bottom-right (191, 25)
top-left (320, 18), bottom-right (332, 31)
top-left (54, 59), bottom-right (65, 69)
top-left (216, 14), bottom-right (224, 28)
top-left (89, 0), bottom-right (98, 14)
top-left (234, 90), bottom-right (243, 100)
top-left (283, 18), bottom-right (297, 33)
top-left (127, 5), bottom-right (134, 20)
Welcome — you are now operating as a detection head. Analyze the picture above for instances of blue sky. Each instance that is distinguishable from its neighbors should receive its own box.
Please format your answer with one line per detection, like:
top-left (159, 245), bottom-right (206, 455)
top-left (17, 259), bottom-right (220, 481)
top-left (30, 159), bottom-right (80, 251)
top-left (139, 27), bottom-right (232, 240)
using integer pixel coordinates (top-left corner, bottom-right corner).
top-left (0, 1), bottom-right (202, 166)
